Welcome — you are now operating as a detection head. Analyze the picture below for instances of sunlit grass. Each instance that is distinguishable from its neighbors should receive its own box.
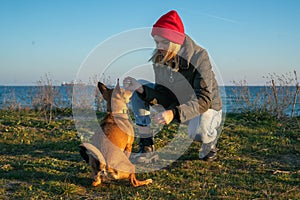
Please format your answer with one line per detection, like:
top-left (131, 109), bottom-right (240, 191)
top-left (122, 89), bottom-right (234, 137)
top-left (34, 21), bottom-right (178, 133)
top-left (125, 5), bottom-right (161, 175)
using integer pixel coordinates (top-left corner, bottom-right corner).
top-left (0, 110), bottom-right (299, 199)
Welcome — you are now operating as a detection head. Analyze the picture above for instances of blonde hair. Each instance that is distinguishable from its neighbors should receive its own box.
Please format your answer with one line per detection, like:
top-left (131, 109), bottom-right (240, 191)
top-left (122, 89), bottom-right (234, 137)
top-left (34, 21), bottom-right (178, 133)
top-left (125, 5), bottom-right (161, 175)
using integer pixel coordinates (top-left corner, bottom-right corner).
top-left (150, 41), bottom-right (181, 69)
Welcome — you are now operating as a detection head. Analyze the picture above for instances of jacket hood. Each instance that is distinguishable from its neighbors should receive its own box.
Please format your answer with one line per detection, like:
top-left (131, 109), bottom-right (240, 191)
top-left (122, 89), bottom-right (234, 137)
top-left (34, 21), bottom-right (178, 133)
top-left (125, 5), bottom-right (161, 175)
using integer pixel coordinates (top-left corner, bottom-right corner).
top-left (178, 35), bottom-right (200, 70)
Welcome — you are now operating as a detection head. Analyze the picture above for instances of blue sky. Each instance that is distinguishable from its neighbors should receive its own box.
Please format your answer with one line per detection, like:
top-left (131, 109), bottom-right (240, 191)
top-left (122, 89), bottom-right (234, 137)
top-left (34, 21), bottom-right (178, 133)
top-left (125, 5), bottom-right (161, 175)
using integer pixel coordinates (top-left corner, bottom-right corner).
top-left (0, 0), bottom-right (299, 85)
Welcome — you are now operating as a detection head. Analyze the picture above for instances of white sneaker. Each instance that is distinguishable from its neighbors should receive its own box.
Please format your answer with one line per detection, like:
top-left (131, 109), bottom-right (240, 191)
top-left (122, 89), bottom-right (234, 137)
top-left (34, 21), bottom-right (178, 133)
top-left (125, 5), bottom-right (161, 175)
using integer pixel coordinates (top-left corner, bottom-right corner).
top-left (199, 141), bottom-right (218, 160)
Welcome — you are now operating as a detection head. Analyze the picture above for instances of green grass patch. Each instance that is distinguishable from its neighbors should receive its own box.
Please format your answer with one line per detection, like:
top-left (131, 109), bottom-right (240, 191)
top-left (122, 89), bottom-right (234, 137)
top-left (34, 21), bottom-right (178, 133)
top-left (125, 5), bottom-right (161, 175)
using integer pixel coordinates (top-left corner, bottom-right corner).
top-left (0, 110), bottom-right (299, 199)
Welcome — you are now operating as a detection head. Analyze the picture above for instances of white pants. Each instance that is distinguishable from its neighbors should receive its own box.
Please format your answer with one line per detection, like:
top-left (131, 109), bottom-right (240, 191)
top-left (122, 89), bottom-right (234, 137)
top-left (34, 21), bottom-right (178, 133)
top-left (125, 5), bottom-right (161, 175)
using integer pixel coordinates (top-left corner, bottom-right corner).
top-left (188, 109), bottom-right (222, 144)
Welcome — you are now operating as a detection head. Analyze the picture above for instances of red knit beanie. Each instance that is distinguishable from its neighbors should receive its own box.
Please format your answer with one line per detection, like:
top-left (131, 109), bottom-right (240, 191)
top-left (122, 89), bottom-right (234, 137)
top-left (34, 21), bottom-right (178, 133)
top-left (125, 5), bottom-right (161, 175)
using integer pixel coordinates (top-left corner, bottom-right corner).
top-left (151, 10), bottom-right (185, 45)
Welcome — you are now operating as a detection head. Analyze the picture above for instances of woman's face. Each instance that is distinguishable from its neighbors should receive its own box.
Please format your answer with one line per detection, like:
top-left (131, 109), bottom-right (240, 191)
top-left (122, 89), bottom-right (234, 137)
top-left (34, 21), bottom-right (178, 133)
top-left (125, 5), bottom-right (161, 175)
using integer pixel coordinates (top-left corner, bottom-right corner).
top-left (153, 35), bottom-right (170, 55)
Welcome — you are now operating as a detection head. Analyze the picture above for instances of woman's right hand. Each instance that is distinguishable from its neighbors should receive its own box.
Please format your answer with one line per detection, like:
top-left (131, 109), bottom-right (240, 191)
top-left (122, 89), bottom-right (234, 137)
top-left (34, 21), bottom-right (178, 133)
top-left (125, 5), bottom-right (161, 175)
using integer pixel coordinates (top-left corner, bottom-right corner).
top-left (123, 77), bottom-right (144, 93)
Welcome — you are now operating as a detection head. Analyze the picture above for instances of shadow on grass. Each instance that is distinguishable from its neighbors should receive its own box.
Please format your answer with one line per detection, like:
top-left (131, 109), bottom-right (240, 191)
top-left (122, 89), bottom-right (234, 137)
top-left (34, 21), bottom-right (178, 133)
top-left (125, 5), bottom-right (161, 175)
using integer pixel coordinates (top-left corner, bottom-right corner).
top-left (1, 110), bottom-right (299, 199)
top-left (0, 138), bottom-right (92, 188)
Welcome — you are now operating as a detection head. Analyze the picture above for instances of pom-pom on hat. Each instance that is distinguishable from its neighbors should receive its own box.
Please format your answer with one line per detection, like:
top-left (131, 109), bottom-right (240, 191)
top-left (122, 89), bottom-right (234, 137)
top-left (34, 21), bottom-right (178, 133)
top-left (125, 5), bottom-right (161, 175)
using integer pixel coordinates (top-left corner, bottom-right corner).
top-left (151, 10), bottom-right (185, 45)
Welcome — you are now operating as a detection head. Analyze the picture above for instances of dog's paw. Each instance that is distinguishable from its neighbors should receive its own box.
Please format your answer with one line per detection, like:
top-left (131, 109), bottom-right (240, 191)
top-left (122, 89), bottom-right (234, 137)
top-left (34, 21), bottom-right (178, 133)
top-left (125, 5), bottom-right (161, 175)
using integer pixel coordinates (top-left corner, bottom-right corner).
top-left (146, 179), bottom-right (153, 185)
top-left (92, 180), bottom-right (101, 187)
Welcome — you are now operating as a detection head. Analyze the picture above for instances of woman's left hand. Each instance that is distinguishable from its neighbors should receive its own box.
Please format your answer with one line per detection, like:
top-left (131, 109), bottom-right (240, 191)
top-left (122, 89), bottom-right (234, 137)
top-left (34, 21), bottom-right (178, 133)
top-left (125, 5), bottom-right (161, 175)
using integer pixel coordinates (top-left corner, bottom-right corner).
top-left (154, 110), bottom-right (174, 125)
top-left (123, 76), bottom-right (144, 93)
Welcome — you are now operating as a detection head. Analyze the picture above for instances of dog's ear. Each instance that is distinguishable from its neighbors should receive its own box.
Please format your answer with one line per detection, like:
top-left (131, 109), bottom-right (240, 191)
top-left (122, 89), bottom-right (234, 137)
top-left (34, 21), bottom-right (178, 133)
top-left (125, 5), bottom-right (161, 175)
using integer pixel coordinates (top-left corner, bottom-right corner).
top-left (98, 82), bottom-right (110, 101)
top-left (115, 78), bottom-right (121, 91)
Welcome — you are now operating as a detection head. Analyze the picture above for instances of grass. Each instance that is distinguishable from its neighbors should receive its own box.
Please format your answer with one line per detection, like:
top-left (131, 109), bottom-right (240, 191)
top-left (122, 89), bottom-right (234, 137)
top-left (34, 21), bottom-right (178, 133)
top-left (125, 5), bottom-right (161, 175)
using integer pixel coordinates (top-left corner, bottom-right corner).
top-left (0, 110), bottom-right (299, 199)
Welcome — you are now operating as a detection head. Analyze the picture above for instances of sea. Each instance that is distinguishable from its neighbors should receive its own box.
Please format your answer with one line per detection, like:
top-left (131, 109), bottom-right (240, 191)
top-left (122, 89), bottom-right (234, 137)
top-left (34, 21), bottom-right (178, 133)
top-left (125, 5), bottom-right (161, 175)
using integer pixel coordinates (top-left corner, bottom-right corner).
top-left (0, 85), bottom-right (299, 116)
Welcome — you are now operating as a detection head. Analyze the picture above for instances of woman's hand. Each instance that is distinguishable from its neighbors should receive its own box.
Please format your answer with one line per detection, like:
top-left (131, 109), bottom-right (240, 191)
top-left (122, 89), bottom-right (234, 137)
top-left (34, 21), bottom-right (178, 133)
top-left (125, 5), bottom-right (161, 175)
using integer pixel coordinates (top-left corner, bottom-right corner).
top-left (154, 110), bottom-right (174, 125)
top-left (123, 77), bottom-right (144, 93)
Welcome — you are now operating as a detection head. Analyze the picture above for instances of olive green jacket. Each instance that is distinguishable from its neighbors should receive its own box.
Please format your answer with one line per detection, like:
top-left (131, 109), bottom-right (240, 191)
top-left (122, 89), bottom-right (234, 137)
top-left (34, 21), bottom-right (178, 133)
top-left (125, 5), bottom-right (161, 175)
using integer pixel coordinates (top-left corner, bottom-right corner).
top-left (140, 35), bottom-right (222, 123)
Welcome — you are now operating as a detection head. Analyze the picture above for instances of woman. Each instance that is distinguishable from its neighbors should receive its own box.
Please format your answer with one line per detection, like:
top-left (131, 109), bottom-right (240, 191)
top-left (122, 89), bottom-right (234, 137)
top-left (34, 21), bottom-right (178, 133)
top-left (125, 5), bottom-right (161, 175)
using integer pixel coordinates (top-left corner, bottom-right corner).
top-left (124, 10), bottom-right (222, 163)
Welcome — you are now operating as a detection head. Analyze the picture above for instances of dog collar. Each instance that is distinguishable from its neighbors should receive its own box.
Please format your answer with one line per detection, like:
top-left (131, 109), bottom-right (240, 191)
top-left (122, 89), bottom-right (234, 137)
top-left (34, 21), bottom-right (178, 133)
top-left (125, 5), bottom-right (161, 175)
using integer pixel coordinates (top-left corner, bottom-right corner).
top-left (115, 109), bottom-right (128, 114)
top-left (110, 110), bottom-right (129, 119)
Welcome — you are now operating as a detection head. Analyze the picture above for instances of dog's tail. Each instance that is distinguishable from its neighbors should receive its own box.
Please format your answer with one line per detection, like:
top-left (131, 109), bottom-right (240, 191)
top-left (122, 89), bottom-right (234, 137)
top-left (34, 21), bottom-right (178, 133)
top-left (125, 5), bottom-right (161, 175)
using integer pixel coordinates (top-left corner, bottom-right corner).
top-left (79, 143), bottom-right (107, 170)
top-left (79, 145), bottom-right (89, 163)
top-left (130, 173), bottom-right (153, 187)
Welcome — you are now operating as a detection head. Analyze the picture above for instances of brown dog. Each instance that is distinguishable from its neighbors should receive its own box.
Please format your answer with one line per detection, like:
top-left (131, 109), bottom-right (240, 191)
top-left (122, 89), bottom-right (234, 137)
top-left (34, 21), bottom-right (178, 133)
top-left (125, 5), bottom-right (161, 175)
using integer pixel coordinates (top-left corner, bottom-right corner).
top-left (79, 79), bottom-right (152, 187)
